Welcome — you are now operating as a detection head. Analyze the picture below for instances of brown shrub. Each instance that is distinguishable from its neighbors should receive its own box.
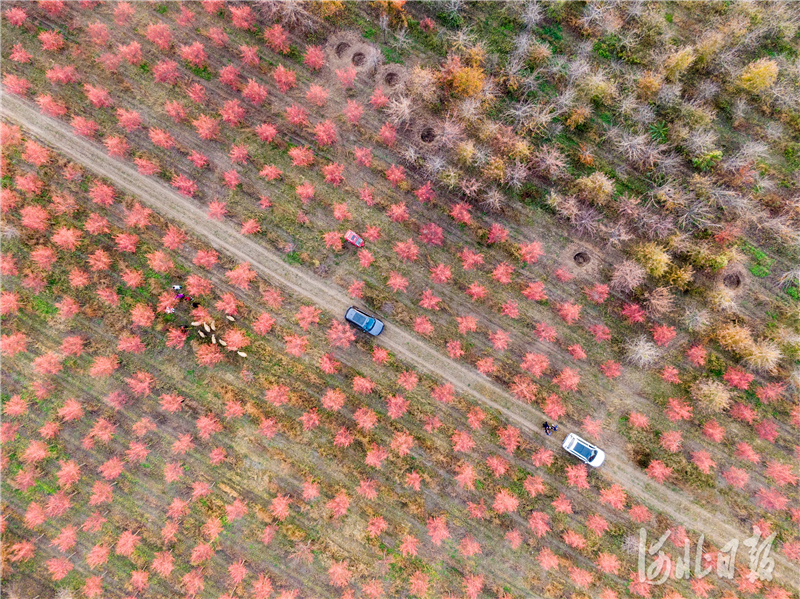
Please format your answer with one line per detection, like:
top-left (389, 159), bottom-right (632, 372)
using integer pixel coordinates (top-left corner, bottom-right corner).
top-left (690, 378), bottom-right (732, 413)
top-left (610, 260), bottom-right (646, 294)
top-left (716, 323), bottom-right (754, 354)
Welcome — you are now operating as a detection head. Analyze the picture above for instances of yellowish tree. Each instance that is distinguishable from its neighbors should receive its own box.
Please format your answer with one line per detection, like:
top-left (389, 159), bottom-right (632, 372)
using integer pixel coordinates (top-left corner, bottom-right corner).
top-left (663, 46), bottom-right (695, 81)
top-left (738, 58), bottom-right (779, 93)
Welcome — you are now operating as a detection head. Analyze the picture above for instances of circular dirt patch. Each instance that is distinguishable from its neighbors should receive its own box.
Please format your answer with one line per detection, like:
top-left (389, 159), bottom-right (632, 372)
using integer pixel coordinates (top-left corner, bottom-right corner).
top-left (723, 273), bottom-right (741, 289)
top-left (335, 42), bottom-right (351, 58)
top-left (351, 52), bottom-right (365, 66)
top-left (573, 252), bottom-right (591, 266)
top-left (421, 127), bottom-right (436, 143)
top-left (384, 72), bottom-right (400, 86)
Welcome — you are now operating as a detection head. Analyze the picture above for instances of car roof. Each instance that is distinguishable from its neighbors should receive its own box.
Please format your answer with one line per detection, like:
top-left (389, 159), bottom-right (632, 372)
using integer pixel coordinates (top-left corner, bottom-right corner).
top-left (572, 442), bottom-right (594, 460)
top-left (349, 309), bottom-right (370, 323)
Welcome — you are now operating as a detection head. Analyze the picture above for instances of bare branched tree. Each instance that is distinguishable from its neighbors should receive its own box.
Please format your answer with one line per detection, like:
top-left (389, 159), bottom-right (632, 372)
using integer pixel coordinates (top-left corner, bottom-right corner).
top-left (685, 129), bottom-right (718, 157)
top-left (505, 101), bottom-right (535, 127)
top-left (604, 222), bottom-right (634, 249)
top-left (693, 80), bottom-right (720, 103)
top-left (444, 0), bottom-right (464, 19)
top-left (525, 103), bottom-right (558, 136)
top-left (566, 57), bottom-right (592, 84)
top-left (613, 129), bottom-right (652, 163)
top-left (289, 541), bottom-right (315, 564)
top-left (545, 120), bottom-right (564, 140)
top-left (765, 122), bottom-right (785, 141)
top-left (532, 144), bottom-right (567, 179)
top-left (512, 31), bottom-right (532, 59)
top-left (573, 207), bottom-right (603, 238)
top-left (448, 28), bottom-right (476, 53)
top-left (553, 88), bottom-right (576, 115)
top-left (258, 0), bottom-right (315, 32)
top-left (538, 55), bottom-right (568, 84)
top-left (683, 308), bottom-right (711, 332)
top-left (623, 533), bottom-right (644, 555)
top-left (656, 83), bottom-right (682, 107)
top-left (738, 141), bottom-right (770, 162)
top-left (391, 28), bottom-right (411, 50)
top-left (731, 97), bottom-right (749, 125)
top-left (655, 151), bottom-right (683, 176)
top-left (778, 269), bottom-right (800, 290)
top-left (424, 155), bottom-right (446, 177)
top-left (401, 145), bottom-right (422, 167)
top-left (386, 96), bottom-right (415, 129)
top-left (503, 54), bottom-right (527, 81)
top-left (520, 1), bottom-right (544, 28)
top-left (408, 66), bottom-right (438, 104)
top-left (551, 193), bottom-right (581, 222)
top-left (626, 336), bottom-right (662, 367)
top-left (578, 2), bottom-right (611, 33)
top-left (619, 95), bottom-right (656, 127)
top-left (765, 217), bottom-right (800, 248)
top-left (440, 166), bottom-right (463, 190)
top-left (676, 201), bottom-right (713, 231)
top-left (481, 188), bottom-right (505, 211)
top-left (610, 260), bottom-right (646, 293)
top-left (752, 173), bottom-right (777, 195)
top-left (472, 145), bottom-right (491, 167)
top-left (617, 193), bottom-right (642, 220)
top-left (439, 116), bottom-right (465, 147)
top-left (504, 160), bottom-right (530, 192)
top-left (646, 287), bottom-right (675, 316)
top-left (636, 213), bottom-right (676, 240)
top-left (707, 288), bottom-right (739, 313)
top-left (456, 97), bottom-right (483, 122)
top-left (460, 177), bottom-right (482, 198)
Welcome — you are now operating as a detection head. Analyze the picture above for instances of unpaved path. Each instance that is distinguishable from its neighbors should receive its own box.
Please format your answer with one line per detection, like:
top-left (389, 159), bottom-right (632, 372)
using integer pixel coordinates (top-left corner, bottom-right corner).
top-left (4, 94), bottom-right (797, 591)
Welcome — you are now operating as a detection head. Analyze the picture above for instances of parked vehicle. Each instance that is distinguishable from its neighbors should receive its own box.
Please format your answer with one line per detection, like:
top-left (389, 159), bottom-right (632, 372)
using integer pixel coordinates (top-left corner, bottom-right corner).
top-left (562, 433), bottom-right (605, 467)
top-left (344, 230), bottom-right (365, 248)
top-left (344, 306), bottom-right (384, 336)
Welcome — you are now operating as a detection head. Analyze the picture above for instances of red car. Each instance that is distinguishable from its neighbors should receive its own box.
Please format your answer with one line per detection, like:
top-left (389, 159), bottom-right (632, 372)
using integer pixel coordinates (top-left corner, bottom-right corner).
top-left (344, 230), bottom-right (365, 248)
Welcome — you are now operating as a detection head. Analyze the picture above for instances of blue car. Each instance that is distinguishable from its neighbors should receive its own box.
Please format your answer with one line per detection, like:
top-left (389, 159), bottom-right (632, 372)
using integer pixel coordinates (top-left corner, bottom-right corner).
top-left (344, 306), bottom-right (384, 336)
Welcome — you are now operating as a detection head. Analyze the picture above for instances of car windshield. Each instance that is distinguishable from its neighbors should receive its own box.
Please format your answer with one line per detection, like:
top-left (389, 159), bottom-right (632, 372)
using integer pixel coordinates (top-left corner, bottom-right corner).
top-left (573, 442), bottom-right (595, 461)
top-left (364, 317), bottom-right (375, 330)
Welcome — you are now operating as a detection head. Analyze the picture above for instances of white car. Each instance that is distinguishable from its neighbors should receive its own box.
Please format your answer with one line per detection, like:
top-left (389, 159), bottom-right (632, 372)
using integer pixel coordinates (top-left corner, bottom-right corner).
top-left (562, 433), bottom-right (605, 467)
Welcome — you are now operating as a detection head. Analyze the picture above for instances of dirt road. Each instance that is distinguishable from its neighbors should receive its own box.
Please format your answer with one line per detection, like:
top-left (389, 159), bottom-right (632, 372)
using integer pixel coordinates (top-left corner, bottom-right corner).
top-left (4, 94), bottom-right (796, 590)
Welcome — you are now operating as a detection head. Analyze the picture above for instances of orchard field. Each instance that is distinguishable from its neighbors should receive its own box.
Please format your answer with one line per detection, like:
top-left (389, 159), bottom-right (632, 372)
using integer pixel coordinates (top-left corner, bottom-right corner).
top-left (1, 2), bottom-right (799, 599)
